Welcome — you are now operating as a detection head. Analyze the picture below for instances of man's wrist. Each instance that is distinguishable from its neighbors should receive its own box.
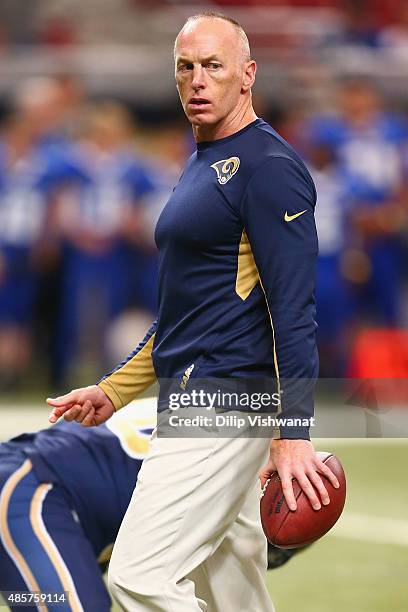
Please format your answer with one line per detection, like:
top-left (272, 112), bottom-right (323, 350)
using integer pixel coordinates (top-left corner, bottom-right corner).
top-left (97, 381), bottom-right (122, 412)
top-left (275, 426), bottom-right (310, 441)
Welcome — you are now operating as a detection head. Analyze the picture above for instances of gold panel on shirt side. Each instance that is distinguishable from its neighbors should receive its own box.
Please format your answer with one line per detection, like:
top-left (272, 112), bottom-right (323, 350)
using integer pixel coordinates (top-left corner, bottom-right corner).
top-left (235, 230), bottom-right (260, 300)
top-left (235, 231), bottom-right (282, 436)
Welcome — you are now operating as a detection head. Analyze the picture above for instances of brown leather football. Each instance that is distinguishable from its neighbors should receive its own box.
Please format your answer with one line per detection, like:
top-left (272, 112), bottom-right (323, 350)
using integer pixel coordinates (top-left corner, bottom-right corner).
top-left (260, 451), bottom-right (346, 549)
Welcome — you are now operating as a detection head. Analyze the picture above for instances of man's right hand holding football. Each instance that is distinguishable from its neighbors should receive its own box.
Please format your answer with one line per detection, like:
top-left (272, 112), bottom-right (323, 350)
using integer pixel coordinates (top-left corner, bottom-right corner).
top-left (47, 385), bottom-right (115, 427)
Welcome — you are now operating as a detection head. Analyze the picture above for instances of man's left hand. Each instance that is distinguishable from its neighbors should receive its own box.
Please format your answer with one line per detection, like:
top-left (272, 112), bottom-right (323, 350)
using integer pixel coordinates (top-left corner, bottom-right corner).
top-left (259, 439), bottom-right (340, 511)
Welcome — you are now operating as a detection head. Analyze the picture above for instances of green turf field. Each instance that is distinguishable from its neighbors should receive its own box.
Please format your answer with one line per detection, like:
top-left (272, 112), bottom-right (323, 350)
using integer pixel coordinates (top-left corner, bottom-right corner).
top-left (1, 406), bottom-right (407, 611)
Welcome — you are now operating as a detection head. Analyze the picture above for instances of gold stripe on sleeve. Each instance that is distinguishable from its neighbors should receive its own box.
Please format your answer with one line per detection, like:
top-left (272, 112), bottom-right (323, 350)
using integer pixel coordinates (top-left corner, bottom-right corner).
top-left (98, 334), bottom-right (156, 410)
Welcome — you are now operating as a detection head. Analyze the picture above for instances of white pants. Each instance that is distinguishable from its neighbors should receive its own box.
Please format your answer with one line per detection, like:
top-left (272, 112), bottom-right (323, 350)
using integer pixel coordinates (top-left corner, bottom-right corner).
top-left (108, 423), bottom-right (274, 612)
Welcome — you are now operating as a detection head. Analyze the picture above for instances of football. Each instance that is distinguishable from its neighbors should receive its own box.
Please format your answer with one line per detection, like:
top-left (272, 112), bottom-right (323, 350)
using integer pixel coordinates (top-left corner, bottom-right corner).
top-left (260, 451), bottom-right (346, 549)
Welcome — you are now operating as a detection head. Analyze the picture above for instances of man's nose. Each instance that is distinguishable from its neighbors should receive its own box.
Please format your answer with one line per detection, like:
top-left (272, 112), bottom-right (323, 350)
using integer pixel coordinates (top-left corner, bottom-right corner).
top-left (192, 65), bottom-right (205, 90)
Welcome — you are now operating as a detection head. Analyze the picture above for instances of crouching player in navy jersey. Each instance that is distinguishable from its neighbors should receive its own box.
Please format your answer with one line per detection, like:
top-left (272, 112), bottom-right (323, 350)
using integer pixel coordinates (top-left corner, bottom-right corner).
top-left (0, 401), bottom-right (155, 612)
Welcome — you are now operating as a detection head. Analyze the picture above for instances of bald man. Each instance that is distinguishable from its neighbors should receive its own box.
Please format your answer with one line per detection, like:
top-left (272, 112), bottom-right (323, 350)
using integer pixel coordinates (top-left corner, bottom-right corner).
top-left (47, 11), bottom-right (339, 611)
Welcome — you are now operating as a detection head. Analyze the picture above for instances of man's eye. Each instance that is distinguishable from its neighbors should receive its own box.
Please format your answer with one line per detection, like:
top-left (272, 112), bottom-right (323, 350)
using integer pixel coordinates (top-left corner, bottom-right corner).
top-left (207, 62), bottom-right (221, 70)
top-left (178, 64), bottom-right (193, 72)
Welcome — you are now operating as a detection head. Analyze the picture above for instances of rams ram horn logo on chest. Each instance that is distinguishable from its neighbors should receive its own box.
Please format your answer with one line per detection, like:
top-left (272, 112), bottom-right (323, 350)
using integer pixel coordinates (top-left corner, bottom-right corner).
top-left (211, 156), bottom-right (240, 185)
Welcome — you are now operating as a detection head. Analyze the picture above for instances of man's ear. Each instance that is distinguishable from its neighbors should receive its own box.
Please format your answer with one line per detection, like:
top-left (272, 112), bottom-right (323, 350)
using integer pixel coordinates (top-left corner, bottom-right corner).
top-left (242, 60), bottom-right (257, 93)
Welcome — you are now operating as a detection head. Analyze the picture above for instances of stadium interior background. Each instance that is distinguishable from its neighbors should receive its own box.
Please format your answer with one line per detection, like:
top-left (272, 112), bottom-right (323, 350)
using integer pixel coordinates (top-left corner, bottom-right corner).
top-left (0, 1), bottom-right (407, 611)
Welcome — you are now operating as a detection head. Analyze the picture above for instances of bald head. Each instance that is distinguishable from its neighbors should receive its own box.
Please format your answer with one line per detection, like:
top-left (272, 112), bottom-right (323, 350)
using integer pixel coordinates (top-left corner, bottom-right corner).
top-left (174, 11), bottom-right (257, 142)
top-left (175, 11), bottom-right (251, 65)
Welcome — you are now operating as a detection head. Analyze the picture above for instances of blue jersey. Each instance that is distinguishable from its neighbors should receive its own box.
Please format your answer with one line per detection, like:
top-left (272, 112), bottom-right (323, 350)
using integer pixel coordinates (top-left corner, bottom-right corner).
top-left (4, 401), bottom-right (156, 557)
top-left (0, 142), bottom-right (81, 324)
top-left (309, 164), bottom-right (350, 257)
top-left (307, 113), bottom-right (408, 203)
top-left (100, 119), bottom-right (319, 439)
top-left (0, 142), bottom-right (72, 249)
top-left (56, 144), bottom-right (156, 238)
top-left (307, 112), bottom-right (408, 325)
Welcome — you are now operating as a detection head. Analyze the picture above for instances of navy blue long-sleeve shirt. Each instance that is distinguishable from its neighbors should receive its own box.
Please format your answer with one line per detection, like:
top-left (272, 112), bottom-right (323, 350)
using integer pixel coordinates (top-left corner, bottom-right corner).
top-left (99, 118), bottom-right (318, 439)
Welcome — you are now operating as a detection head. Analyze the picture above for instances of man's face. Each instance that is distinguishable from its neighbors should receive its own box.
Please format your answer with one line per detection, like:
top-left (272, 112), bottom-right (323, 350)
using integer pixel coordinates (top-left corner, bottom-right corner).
top-left (174, 19), bottom-right (248, 130)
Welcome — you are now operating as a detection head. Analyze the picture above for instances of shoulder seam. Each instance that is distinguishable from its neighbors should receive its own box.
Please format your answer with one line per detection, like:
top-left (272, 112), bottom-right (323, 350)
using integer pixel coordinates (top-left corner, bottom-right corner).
top-left (239, 155), bottom-right (311, 217)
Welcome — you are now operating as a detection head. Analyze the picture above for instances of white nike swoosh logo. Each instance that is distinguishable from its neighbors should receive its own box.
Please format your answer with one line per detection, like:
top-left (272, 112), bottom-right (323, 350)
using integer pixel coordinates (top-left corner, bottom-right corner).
top-left (284, 210), bottom-right (307, 222)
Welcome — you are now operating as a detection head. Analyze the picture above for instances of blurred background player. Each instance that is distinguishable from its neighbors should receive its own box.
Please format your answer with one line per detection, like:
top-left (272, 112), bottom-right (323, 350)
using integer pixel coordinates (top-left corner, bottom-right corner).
top-left (308, 79), bottom-right (408, 330)
top-left (305, 137), bottom-right (351, 376)
top-left (0, 78), bottom-right (75, 390)
top-left (0, 80), bottom-right (165, 391)
top-left (304, 78), bottom-right (408, 378)
top-left (52, 102), bottom-right (159, 386)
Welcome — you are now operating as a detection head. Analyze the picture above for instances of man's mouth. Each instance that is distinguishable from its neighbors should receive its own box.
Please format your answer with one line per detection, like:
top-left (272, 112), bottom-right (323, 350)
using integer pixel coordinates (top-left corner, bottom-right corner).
top-left (188, 98), bottom-right (211, 109)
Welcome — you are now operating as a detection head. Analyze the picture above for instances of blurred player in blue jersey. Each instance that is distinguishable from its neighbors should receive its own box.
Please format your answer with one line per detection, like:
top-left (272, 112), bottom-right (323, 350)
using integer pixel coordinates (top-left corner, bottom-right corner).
top-left (306, 139), bottom-right (352, 376)
top-left (0, 88), bottom-right (78, 390)
top-left (53, 102), bottom-right (158, 384)
top-left (308, 79), bottom-right (408, 327)
top-left (0, 400), bottom-right (155, 612)
top-left (0, 75), bottom-right (92, 390)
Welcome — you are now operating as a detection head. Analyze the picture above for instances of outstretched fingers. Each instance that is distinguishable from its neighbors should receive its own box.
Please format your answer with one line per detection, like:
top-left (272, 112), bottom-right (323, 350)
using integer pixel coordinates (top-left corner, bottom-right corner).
top-left (287, 458), bottom-right (340, 512)
top-left (315, 457), bottom-right (340, 489)
top-left (280, 471), bottom-right (297, 512)
top-left (294, 471), bottom-right (321, 511)
top-left (306, 468), bottom-right (330, 506)
top-left (48, 403), bottom-right (74, 423)
top-left (46, 390), bottom-right (79, 408)
top-left (47, 391), bottom-right (80, 423)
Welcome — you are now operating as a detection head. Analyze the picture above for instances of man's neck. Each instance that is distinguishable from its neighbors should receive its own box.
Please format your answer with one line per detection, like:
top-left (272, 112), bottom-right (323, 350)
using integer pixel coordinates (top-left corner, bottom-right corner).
top-left (193, 105), bottom-right (257, 143)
